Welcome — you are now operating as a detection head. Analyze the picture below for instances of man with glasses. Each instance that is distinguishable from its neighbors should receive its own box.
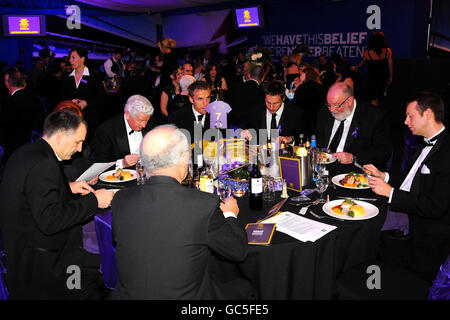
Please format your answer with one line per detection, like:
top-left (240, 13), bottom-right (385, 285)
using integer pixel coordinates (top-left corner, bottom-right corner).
top-left (315, 82), bottom-right (392, 173)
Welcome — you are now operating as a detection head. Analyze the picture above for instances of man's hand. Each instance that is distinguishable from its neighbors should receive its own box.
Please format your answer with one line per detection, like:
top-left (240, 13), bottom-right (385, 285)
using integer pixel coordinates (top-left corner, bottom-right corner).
top-left (69, 181), bottom-right (95, 195)
top-left (278, 136), bottom-right (293, 144)
top-left (332, 152), bottom-right (354, 164)
top-left (220, 197), bottom-right (239, 217)
top-left (88, 176), bottom-right (98, 186)
top-left (94, 189), bottom-right (115, 209)
top-left (368, 176), bottom-right (392, 198)
top-left (123, 154), bottom-right (140, 168)
top-left (363, 164), bottom-right (386, 180)
top-left (240, 129), bottom-right (252, 141)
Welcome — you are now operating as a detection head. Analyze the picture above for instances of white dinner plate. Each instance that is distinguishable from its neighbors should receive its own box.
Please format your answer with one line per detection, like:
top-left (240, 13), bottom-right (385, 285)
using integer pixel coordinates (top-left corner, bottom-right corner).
top-left (331, 173), bottom-right (370, 189)
top-left (319, 153), bottom-right (336, 164)
top-left (99, 169), bottom-right (136, 183)
top-left (322, 199), bottom-right (379, 221)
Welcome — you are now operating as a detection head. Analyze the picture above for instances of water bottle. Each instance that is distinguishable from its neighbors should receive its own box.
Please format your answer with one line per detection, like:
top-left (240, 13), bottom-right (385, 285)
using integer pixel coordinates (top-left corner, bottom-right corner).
top-left (427, 254), bottom-right (450, 300)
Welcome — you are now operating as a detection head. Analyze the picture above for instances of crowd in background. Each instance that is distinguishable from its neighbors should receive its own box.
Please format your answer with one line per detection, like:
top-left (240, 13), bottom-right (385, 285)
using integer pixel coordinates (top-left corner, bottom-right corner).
top-left (0, 31), bottom-right (394, 176)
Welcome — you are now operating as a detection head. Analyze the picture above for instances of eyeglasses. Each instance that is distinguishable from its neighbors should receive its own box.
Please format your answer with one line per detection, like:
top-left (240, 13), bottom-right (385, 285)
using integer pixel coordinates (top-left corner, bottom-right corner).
top-left (325, 96), bottom-right (351, 110)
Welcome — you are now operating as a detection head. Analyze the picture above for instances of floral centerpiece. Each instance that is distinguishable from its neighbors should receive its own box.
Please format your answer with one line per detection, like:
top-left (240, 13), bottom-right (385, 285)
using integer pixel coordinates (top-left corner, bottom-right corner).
top-left (218, 161), bottom-right (251, 197)
top-left (246, 45), bottom-right (273, 66)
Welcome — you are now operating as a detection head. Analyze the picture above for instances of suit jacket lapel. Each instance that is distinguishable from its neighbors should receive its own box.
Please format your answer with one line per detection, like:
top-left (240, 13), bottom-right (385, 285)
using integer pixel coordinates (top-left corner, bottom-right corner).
top-left (324, 115), bottom-right (334, 147)
top-left (409, 132), bottom-right (445, 194)
top-left (343, 104), bottom-right (362, 151)
top-left (116, 116), bottom-right (130, 154)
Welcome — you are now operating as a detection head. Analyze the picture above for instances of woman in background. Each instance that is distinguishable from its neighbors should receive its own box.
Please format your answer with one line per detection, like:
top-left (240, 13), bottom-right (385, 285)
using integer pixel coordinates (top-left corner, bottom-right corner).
top-left (353, 31), bottom-right (394, 107)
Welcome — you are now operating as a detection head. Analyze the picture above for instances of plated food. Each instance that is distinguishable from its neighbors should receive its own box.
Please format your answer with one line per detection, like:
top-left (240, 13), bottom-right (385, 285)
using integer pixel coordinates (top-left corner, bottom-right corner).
top-left (332, 173), bottom-right (370, 189)
top-left (317, 152), bottom-right (336, 164)
top-left (322, 199), bottom-right (379, 221)
top-left (99, 169), bottom-right (136, 183)
top-left (331, 199), bottom-right (365, 218)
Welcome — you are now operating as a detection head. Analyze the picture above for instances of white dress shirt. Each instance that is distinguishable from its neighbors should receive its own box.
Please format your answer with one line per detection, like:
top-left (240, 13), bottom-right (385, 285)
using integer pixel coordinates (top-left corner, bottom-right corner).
top-left (388, 126), bottom-right (446, 202)
top-left (115, 114), bottom-right (143, 169)
top-left (327, 99), bottom-right (358, 152)
top-left (192, 106), bottom-right (206, 127)
top-left (69, 66), bottom-right (90, 89)
top-left (266, 103), bottom-right (285, 139)
top-left (104, 57), bottom-right (124, 78)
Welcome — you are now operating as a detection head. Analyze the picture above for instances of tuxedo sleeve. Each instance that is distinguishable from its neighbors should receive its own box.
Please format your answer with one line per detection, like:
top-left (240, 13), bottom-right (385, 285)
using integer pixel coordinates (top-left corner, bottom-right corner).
top-left (390, 168), bottom-right (450, 220)
top-left (24, 157), bottom-right (98, 235)
top-left (207, 201), bottom-right (248, 262)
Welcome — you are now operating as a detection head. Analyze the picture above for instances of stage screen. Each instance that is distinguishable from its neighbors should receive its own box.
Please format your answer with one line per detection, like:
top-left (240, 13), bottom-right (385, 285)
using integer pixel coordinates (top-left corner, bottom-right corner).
top-left (234, 6), bottom-right (264, 28)
top-left (2, 15), bottom-right (45, 36)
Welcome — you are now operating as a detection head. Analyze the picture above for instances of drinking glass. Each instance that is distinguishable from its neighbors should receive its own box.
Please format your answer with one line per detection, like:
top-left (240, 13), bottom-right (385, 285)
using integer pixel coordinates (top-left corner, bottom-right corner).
top-left (263, 176), bottom-right (275, 202)
top-left (136, 161), bottom-right (146, 185)
top-left (218, 180), bottom-right (232, 201)
top-left (315, 174), bottom-right (329, 203)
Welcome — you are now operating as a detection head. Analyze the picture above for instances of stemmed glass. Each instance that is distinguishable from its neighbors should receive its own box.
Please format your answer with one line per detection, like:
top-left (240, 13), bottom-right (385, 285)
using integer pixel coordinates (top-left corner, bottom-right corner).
top-left (218, 180), bottom-right (232, 201)
top-left (315, 173), bottom-right (329, 203)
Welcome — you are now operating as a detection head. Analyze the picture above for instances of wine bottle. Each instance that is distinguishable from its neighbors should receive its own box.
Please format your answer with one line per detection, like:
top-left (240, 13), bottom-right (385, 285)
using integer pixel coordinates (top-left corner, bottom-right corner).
top-left (249, 160), bottom-right (263, 211)
top-left (199, 164), bottom-right (214, 193)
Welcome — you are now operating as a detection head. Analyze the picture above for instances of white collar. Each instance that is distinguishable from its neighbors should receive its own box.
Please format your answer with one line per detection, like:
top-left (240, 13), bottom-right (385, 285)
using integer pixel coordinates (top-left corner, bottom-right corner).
top-left (69, 66), bottom-right (90, 77)
top-left (267, 102), bottom-right (285, 118)
top-left (192, 106), bottom-right (205, 120)
top-left (10, 88), bottom-right (23, 96)
top-left (425, 126), bottom-right (445, 143)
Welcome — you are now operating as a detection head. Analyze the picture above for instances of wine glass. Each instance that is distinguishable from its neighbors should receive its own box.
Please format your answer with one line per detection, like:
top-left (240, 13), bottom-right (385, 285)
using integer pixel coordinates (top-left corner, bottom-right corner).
top-left (315, 174), bottom-right (329, 203)
top-left (218, 180), bottom-right (232, 201)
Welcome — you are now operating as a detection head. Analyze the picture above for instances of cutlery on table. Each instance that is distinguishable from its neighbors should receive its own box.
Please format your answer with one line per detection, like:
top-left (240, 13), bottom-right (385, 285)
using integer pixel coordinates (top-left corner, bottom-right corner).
top-left (298, 199), bottom-right (321, 215)
top-left (336, 196), bottom-right (378, 201)
top-left (309, 210), bottom-right (345, 222)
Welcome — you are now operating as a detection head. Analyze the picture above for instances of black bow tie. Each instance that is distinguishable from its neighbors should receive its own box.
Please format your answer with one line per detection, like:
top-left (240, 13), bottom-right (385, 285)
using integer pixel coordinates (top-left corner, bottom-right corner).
top-left (129, 130), bottom-right (135, 135)
top-left (420, 134), bottom-right (439, 147)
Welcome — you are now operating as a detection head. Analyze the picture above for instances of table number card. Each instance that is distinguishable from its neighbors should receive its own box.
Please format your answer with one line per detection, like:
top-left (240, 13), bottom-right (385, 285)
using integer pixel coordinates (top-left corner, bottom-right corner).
top-left (245, 223), bottom-right (276, 245)
top-left (279, 156), bottom-right (302, 192)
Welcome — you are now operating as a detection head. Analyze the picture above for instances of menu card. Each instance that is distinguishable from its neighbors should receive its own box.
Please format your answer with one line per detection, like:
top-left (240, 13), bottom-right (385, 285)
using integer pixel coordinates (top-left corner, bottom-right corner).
top-left (262, 211), bottom-right (336, 242)
top-left (76, 162), bottom-right (115, 182)
top-left (245, 223), bottom-right (276, 245)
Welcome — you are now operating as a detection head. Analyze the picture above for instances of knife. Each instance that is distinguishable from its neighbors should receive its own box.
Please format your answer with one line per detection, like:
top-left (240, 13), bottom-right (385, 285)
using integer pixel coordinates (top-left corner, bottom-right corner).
top-left (337, 196), bottom-right (378, 201)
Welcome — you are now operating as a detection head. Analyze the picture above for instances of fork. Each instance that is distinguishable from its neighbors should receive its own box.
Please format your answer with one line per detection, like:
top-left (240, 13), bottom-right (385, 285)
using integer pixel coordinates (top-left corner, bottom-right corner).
top-left (298, 199), bottom-right (321, 215)
top-left (309, 210), bottom-right (345, 221)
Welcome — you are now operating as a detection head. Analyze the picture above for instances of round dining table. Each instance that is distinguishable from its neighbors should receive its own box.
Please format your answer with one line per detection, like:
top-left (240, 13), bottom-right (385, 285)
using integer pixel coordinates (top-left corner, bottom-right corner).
top-left (88, 170), bottom-right (387, 299)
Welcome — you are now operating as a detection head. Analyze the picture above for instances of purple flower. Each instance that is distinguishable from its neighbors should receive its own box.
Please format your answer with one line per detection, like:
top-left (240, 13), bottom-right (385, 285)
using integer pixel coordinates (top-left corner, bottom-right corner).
top-left (351, 127), bottom-right (359, 138)
top-left (278, 124), bottom-right (282, 133)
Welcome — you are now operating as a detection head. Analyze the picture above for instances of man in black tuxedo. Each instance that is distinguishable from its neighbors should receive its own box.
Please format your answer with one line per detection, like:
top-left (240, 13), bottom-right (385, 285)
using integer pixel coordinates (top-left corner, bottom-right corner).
top-left (315, 82), bottom-right (392, 173)
top-left (241, 80), bottom-right (304, 145)
top-left (112, 125), bottom-right (253, 299)
top-left (364, 92), bottom-right (450, 280)
top-left (169, 80), bottom-right (215, 144)
top-left (0, 69), bottom-right (44, 161)
top-left (90, 94), bottom-right (156, 169)
top-left (0, 110), bottom-right (114, 299)
top-left (225, 64), bottom-right (265, 128)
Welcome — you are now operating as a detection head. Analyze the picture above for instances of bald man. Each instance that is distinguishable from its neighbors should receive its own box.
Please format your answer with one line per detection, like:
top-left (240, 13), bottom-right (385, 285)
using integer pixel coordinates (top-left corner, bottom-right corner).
top-left (111, 125), bottom-right (253, 299)
top-left (315, 82), bottom-right (392, 173)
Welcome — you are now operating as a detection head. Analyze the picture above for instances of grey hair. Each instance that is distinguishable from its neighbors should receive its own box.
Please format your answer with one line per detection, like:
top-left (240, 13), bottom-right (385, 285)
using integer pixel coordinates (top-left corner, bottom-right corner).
top-left (124, 94), bottom-right (154, 118)
top-left (140, 124), bottom-right (190, 175)
top-left (180, 75), bottom-right (196, 91)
